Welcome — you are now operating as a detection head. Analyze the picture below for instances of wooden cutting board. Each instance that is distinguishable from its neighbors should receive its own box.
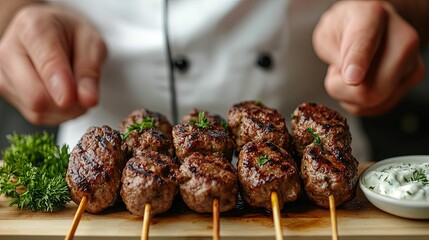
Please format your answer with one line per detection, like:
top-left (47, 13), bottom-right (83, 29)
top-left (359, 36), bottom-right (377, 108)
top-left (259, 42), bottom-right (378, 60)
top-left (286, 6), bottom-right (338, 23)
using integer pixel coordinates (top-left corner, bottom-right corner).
top-left (1, 163), bottom-right (428, 240)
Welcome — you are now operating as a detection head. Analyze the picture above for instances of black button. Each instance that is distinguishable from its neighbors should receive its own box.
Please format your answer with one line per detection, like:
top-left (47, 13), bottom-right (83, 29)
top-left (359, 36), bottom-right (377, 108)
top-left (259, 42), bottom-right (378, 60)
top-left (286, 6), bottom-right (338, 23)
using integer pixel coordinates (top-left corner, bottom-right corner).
top-left (174, 56), bottom-right (190, 72)
top-left (256, 53), bottom-right (273, 69)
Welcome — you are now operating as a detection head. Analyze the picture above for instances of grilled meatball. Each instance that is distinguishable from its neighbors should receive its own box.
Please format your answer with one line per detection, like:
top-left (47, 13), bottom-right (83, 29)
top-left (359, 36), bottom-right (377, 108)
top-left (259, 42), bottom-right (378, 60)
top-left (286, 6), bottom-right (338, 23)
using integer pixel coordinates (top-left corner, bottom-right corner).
top-left (300, 145), bottom-right (358, 208)
top-left (238, 141), bottom-right (301, 210)
top-left (176, 153), bottom-right (238, 213)
top-left (120, 108), bottom-right (174, 157)
top-left (120, 150), bottom-right (179, 217)
top-left (119, 108), bottom-right (173, 139)
top-left (122, 128), bottom-right (174, 157)
top-left (290, 102), bottom-right (352, 158)
top-left (172, 109), bottom-right (235, 163)
top-left (228, 101), bottom-right (291, 152)
top-left (66, 125), bottom-right (126, 214)
top-left (290, 102), bottom-right (358, 208)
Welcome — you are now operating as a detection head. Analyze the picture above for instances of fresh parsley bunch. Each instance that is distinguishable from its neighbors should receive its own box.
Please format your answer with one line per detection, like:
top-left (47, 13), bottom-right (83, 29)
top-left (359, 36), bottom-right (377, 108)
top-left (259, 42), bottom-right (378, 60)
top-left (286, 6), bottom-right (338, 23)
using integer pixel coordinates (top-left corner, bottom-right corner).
top-left (0, 132), bottom-right (71, 212)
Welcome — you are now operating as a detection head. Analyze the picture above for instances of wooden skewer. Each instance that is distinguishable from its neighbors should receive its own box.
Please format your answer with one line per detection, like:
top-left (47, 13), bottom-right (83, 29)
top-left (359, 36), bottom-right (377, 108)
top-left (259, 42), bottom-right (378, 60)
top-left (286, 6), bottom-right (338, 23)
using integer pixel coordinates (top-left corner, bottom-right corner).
top-left (65, 196), bottom-right (88, 240)
top-left (271, 191), bottom-right (284, 240)
top-left (213, 198), bottom-right (220, 240)
top-left (141, 203), bottom-right (152, 240)
top-left (329, 195), bottom-right (339, 240)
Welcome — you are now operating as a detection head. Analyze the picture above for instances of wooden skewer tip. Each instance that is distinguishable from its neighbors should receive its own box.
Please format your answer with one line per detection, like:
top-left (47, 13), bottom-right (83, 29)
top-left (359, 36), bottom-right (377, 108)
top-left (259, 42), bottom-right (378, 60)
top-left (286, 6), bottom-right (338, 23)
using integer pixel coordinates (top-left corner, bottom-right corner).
top-left (213, 198), bottom-right (220, 240)
top-left (271, 191), bottom-right (284, 240)
top-left (329, 195), bottom-right (339, 240)
top-left (65, 195), bottom-right (88, 240)
top-left (141, 203), bottom-right (152, 240)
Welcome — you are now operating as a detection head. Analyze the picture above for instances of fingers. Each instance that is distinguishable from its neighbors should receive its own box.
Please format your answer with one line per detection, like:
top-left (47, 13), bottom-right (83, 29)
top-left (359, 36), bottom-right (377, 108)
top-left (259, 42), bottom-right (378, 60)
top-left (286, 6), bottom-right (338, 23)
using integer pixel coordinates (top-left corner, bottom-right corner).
top-left (15, 7), bottom-right (76, 109)
top-left (0, 5), bottom-right (105, 125)
top-left (314, 1), bottom-right (388, 86)
top-left (73, 24), bottom-right (107, 108)
top-left (340, 2), bottom-right (387, 85)
top-left (0, 52), bottom-right (86, 125)
top-left (325, 54), bottom-right (425, 116)
top-left (320, 1), bottom-right (425, 116)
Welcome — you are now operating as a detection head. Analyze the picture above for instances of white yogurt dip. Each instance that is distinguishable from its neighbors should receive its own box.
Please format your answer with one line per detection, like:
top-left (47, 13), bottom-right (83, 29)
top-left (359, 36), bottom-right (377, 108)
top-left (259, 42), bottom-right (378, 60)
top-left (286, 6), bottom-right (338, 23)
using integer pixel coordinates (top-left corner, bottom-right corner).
top-left (364, 162), bottom-right (429, 201)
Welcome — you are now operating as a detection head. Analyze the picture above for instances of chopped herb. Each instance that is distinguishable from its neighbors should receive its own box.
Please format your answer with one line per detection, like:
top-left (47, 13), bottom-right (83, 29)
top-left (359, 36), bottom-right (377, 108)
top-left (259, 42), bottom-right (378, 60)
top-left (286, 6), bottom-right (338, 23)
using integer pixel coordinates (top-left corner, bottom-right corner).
top-left (369, 186), bottom-right (375, 190)
top-left (290, 114), bottom-right (295, 120)
top-left (0, 132), bottom-right (70, 211)
top-left (406, 191), bottom-right (412, 195)
top-left (408, 169), bottom-right (429, 185)
top-left (255, 100), bottom-right (263, 106)
top-left (306, 128), bottom-right (322, 146)
top-left (189, 112), bottom-right (210, 128)
top-left (257, 155), bottom-right (270, 166)
top-left (122, 116), bottom-right (155, 140)
top-left (220, 120), bottom-right (229, 129)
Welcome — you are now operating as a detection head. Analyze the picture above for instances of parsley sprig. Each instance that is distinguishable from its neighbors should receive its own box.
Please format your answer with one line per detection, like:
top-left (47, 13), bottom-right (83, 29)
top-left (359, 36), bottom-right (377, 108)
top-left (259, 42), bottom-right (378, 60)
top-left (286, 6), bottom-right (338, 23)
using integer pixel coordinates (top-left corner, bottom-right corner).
top-left (0, 132), bottom-right (71, 211)
top-left (189, 112), bottom-right (210, 128)
top-left (122, 116), bottom-right (155, 140)
top-left (307, 128), bottom-right (322, 147)
top-left (257, 155), bottom-right (270, 166)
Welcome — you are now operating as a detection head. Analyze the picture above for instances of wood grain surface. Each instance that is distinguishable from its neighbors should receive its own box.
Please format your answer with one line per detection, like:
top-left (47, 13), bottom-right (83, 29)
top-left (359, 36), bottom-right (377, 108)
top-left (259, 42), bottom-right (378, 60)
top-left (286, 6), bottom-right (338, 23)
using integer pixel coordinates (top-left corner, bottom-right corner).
top-left (1, 163), bottom-right (429, 240)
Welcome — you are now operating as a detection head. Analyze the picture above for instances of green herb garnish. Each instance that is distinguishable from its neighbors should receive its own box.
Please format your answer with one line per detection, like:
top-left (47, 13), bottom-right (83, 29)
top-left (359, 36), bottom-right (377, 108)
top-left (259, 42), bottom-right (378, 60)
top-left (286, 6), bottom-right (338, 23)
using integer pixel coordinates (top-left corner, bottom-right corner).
top-left (255, 100), bottom-right (263, 106)
top-left (306, 128), bottom-right (322, 146)
top-left (122, 116), bottom-right (155, 140)
top-left (407, 169), bottom-right (429, 185)
top-left (290, 114), bottom-right (295, 120)
top-left (189, 112), bottom-right (210, 128)
top-left (0, 132), bottom-right (70, 211)
top-left (257, 155), bottom-right (270, 166)
top-left (220, 120), bottom-right (228, 129)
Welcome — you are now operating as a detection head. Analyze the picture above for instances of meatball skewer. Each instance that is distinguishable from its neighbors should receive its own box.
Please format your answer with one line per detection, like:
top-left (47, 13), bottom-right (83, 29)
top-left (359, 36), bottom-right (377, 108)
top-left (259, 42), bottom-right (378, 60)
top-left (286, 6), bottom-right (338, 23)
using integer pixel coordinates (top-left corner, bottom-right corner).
top-left (173, 110), bottom-right (238, 240)
top-left (228, 101), bottom-right (301, 240)
top-left (65, 125), bottom-right (127, 240)
top-left (119, 108), bottom-right (178, 240)
top-left (290, 102), bottom-right (358, 208)
top-left (290, 102), bottom-right (358, 240)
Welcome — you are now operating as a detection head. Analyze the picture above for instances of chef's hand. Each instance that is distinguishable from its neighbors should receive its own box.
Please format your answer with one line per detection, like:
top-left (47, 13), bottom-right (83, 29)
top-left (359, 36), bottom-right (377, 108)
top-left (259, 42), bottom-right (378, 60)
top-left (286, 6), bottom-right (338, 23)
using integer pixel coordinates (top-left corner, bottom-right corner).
top-left (313, 1), bottom-right (425, 116)
top-left (0, 4), bottom-right (107, 125)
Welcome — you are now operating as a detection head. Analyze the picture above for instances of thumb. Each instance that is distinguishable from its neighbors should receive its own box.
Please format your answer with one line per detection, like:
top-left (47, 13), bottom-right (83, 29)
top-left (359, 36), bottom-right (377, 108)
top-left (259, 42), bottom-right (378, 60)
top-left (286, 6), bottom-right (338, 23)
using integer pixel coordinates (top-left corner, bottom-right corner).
top-left (73, 26), bottom-right (107, 108)
top-left (340, 4), bottom-right (387, 86)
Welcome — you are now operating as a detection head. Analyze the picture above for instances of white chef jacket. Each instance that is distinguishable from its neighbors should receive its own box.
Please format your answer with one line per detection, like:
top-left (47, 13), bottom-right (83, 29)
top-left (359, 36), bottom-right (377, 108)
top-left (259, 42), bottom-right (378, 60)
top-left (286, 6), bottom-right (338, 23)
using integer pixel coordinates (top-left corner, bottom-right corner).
top-left (54, 0), bottom-right (370, 162)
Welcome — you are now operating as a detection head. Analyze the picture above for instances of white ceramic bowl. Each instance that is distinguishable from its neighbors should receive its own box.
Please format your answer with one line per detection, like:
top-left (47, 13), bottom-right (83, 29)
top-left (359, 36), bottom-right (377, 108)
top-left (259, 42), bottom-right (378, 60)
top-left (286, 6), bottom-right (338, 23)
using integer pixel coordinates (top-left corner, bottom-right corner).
top-left (359, 155), bottom-right (429, 219)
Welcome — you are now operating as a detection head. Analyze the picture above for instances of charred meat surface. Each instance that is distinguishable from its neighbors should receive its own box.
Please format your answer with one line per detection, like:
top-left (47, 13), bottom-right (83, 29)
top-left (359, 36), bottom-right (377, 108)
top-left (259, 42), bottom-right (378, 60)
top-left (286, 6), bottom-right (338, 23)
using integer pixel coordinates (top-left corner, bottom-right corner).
top-left (120, 150), bottom-right (179, 217)
top-left (119, 108), bottom-right (173, 139)
top-left (122, 128), bottom-right (174, 157)
top-left (66, 125), bottom-right (126, 214)
top-left (238, 141), bottom-right (300, 210)
top-left (228, 101), bottom-right (290, 152)
top-left (120, 108), bottom-right (174, 157)
top-left (176, 152), bottom-right (238, 213)
top-left (290, 102), bottom-right (352, 158)
top-left (172, 109), bottom-right (235, 163)
top-left (301, 145), bottom-right (358, 208)
top-left (290, 102), bottom-right (358, 208)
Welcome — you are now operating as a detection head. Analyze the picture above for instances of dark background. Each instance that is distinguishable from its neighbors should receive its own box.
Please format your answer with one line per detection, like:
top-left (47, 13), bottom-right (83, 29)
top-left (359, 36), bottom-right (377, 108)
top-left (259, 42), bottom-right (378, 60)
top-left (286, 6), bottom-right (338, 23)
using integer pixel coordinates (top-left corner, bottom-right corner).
top-left (1, 47), bottom-right (428, 161)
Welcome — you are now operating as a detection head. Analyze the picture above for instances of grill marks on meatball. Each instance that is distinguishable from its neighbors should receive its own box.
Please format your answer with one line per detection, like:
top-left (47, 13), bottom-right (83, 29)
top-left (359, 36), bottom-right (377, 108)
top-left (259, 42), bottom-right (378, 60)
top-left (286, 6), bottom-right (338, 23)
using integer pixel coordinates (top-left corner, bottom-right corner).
top-left (119, 108), bottom-right (173, 139)
top-left (173, 109), bottom-right (239, 213)
top-left (291, 102), bottom-right (352, 159)
top-left (120, 108), bottom-right (174, 157)
top-left (291, 102), bottom-right (358, 208)
top-left (172, 109), bottom-right (235, 163)
top-left (176, 153), bottom-right (238, 213)
top-left (66, 125), bottom-right (127, 214)
top-left (119, 108), bottom-right (179, 217)
top-left (238, 142), bottom-right (301, 210)
top-left (120, 150), bottom-right (179, 217)
top-left (228, 101), bottom-right (301, 211)
top-left (228, 101), bottom-right (291, 152)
